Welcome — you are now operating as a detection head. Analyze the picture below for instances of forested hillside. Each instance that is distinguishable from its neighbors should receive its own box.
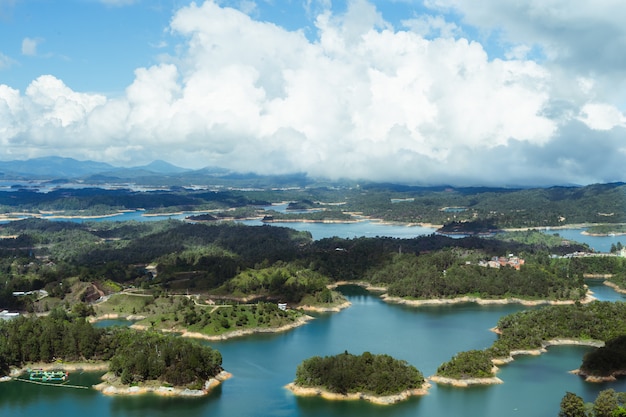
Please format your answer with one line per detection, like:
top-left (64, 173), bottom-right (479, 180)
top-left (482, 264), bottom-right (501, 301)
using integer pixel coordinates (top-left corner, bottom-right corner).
top-left (0, 218), bottom-right (603, 315)
top-left (1, 181), bottom-right (625, 228)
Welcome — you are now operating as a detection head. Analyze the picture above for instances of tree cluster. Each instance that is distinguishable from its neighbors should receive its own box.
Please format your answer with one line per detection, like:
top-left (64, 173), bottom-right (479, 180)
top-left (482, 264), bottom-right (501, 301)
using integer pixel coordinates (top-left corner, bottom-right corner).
top-left (0, 311), bottom-right (223, 389)
top-left (108, 329), bottom-right (222, 388)
top-left (559, 389), bottom-right (626, 417)
top-left (294, 351), bottom-right (425, 396)
top-left (436, 350), bottom-right (494, 379)
top-left (366, 251), bottom-right (586, 301)
top-left (579, 335), bottom-right (626, 377)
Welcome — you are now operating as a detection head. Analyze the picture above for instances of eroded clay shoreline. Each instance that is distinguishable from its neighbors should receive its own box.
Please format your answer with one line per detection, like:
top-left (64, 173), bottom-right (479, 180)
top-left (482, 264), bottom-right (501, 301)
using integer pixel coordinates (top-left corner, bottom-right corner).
top-left (332, 280), bottom-right (595, 307)
top-left (284, 381), bottom-right (431, 405)
top-left (429, 375), bottom-right (503, 387)
top-left (93, 370), bottom-right (232, 397)
top-left (382, 293), bottom-right (596, 307)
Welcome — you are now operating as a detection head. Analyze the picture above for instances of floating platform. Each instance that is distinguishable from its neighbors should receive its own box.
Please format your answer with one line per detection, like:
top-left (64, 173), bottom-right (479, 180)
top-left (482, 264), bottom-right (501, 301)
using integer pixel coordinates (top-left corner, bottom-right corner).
top-left (28, 369), bottom-right (69, 382)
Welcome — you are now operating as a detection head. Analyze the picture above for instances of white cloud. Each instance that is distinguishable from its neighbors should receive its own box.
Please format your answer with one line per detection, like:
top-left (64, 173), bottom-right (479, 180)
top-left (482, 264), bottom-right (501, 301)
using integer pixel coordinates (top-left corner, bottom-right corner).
top-left (402, 14), bottom-right (460, 39)
top-left (21, 37), bottom-right (43, 56)
top-left (422, 0), bottom-right (626, 92)
top-left (0, 1), bottom-right (624, 186)
top-left (578, 103), bottom-right (626, 131)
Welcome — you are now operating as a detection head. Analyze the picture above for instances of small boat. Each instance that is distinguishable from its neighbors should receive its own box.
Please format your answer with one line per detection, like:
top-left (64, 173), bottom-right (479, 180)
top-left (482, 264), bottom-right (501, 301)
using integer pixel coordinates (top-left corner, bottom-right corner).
top-left (28, 369), bottom-right (68, 382)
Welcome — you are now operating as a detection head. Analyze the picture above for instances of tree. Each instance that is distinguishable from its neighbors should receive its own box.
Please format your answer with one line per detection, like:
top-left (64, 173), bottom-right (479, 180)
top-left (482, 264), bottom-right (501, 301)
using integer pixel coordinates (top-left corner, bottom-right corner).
top-left (559, 392), bottom-right (587, 417)
top-left (594, 389), bottom-right (619, 417)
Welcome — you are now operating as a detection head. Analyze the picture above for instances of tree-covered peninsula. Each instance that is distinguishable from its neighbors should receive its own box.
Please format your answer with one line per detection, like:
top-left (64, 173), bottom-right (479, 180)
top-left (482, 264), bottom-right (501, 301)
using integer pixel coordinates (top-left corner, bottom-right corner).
top-left (433, 301), bottom-right (626, 384)
top-left (577, 335), bottom-right (626, 381)
top-left (365, 250), bottom-right (587, 302)
top-left (0, 310), bottom-right (225, 394)
top-left (287, 351), bottom-right (428, 404)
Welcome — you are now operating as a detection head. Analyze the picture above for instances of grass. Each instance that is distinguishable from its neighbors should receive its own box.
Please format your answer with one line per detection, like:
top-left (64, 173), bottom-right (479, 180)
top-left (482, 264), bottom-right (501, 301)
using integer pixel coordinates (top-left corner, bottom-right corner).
top-left (93, 293), bottom-right (305, 337)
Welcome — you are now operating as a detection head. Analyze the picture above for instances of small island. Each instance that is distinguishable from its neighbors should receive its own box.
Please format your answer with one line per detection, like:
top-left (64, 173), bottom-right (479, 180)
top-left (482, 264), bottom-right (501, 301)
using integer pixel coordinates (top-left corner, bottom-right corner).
top-left (431, 350), bottom-right (502, 387)
top-left (286, 351), bottom-right (429, 405)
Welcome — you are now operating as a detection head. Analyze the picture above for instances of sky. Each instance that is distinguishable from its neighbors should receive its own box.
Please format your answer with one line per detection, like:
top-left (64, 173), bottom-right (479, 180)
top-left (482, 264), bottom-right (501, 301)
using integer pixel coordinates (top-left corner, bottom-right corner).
top-left (1, 0), bottom-right (626, 186)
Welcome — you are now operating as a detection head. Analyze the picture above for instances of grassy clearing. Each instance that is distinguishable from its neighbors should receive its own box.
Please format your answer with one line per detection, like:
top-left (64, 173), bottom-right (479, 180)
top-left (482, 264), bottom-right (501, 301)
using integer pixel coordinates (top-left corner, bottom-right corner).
top-left (93, 292), bottom-right (306, 337)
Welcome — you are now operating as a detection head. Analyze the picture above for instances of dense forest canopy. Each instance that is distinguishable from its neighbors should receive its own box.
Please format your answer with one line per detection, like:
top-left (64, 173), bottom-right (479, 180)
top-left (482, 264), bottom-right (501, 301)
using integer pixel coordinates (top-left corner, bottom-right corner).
top-left (294, 351), bottom-right (425, 396)
top-left (0, 215), bottom-right (617, 316)
top-left (0, 181), bottom-right (624, 228)
top-left (0, 311), bottom-right (222, 388)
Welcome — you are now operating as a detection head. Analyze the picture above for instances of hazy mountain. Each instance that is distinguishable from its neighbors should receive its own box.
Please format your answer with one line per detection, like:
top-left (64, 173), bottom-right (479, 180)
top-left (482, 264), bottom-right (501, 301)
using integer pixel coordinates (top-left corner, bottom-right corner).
top-left (0, 157), bottom-right (189, 180)
top-left (0, 156), bottom-right (115, 179)
top-left (133, 160), bottom-right (190, 174)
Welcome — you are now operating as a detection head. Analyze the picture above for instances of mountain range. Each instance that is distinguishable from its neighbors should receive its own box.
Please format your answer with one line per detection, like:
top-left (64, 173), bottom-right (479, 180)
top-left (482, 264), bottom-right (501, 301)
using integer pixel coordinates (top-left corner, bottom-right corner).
top-left (0, 156), bottom-right (312, 188)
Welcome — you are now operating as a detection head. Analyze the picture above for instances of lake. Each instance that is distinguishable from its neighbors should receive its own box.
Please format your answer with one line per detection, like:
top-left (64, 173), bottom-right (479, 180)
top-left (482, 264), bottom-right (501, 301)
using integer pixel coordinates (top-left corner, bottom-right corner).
top-left (1, 218), bottom-right (625, 417)
top-left (2, 280), bottom-right (625, 417)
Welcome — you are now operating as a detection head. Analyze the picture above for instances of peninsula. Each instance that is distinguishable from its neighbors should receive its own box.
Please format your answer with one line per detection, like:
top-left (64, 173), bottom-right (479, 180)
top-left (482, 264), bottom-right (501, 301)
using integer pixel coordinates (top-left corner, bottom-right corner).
top-left (432, 301), bottom-right (626, 385)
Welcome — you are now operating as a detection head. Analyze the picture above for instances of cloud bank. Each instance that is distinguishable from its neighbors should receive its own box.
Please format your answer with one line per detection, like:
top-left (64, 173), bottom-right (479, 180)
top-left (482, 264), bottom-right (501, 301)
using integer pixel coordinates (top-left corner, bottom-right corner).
top-left (0, 0), bottom-right (625, 186)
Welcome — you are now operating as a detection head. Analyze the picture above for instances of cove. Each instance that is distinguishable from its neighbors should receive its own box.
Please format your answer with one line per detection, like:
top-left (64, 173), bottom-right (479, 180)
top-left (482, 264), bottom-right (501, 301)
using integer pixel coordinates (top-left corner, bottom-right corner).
top-left (2, 281), bottom-right (626, 417)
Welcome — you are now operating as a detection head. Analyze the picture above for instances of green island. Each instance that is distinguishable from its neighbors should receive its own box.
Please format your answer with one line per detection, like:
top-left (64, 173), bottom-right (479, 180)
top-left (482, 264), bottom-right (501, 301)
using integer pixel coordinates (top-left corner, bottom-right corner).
top-left (286, 351), bottom-right (428, 405)
top-left (0, 310), bottom-right (227, 396)
top-left (431, 350), bottom-right (502, 386)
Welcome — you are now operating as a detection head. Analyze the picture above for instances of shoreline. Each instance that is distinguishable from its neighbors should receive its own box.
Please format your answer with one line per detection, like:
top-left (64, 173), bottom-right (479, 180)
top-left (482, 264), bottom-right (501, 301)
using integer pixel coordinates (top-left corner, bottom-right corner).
top-left (297, 300), bottom-right (352, 313)
top-left (570, 369), bottom-right (626, 383)
top-left (603, 280), bottom-right (626, 294)
top-left (8, 361), bottom-right (110, 378)
top-left (329, 280), bottom-right (594, 307)
top-left (490, 338), bottom-right (605, 366)
top-left (429, 373), bottom-right (503, 387)
top-left (2, 361), bottom-right (232, 397)
top-left (93, 370), bottom-right (232, 397)
top-left (284, 381), bottom-right (430, 405)
top-left (380, 293), bottom-right (596, 307)
top-left (328, 281), bottom-right (387, 293)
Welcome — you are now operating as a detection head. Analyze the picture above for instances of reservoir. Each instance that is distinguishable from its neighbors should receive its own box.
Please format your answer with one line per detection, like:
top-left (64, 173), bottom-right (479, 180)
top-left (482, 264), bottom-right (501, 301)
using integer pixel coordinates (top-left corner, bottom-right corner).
top-left (1, 220), bottom-right (625, 416)
top-left (1, 280), bottom-right (625, 417)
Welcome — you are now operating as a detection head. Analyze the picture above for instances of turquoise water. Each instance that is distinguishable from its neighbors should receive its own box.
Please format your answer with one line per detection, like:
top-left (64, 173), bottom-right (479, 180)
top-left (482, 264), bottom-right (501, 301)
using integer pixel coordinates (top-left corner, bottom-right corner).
top-left (2, 283), bottom-right (626, 417)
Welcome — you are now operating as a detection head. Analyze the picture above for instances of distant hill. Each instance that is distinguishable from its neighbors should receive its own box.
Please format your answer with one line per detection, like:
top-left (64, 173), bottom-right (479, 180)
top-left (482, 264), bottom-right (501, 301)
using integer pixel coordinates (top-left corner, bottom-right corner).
top-left (0, 157), bottom-right (189, 180)
top-left (0, 156), bottom-right (115, 179)
top-left (0, 156), bottom-right (313, 188)
top-left (134, 160), bottom-right (191, 174)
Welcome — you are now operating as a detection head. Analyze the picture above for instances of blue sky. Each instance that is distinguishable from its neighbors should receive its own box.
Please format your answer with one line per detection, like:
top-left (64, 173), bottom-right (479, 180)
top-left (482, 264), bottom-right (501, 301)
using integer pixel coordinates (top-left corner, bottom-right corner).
top-left (1, 0), bottom-right (626, 186)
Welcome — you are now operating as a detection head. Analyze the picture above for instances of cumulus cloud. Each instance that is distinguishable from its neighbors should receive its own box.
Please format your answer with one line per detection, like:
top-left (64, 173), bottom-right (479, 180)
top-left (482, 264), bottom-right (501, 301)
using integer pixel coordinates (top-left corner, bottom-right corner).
top-left (0, 0), bottom-right (624, 185)
top-left (423, 0), bottom-right (626, 94)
